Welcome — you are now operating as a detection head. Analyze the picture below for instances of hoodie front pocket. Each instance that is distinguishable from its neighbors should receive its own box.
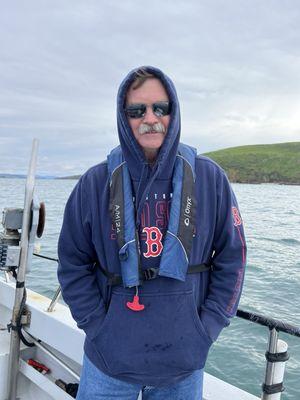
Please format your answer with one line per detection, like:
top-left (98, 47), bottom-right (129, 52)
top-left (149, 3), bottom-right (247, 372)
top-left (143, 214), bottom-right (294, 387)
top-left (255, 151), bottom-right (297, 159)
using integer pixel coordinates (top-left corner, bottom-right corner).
top-left (91, 289), bottom-right (212, 377)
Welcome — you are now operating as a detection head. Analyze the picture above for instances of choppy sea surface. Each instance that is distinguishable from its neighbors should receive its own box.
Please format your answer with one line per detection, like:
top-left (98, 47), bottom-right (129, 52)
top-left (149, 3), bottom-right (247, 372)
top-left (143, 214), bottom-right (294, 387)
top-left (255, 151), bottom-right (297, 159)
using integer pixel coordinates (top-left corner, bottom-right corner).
top-left (0, 178), bottom-right (299, 399)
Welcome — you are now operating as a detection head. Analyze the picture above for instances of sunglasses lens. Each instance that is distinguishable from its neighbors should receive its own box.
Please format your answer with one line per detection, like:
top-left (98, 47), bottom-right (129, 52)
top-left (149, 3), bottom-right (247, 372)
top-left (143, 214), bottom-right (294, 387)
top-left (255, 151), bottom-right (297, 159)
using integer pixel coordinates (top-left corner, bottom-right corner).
top-left (153, 102), bottom-right (171, 117)
top-left (125, 102), bottom-right (171, 118)
top-left (125, 104), bottom-right (146, 119)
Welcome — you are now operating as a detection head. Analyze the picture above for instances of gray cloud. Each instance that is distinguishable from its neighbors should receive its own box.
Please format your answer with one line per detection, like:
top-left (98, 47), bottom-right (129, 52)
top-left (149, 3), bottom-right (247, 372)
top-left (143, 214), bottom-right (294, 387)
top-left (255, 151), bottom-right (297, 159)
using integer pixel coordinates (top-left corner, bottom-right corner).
top-left (1, 0), bottom-right (300, 175)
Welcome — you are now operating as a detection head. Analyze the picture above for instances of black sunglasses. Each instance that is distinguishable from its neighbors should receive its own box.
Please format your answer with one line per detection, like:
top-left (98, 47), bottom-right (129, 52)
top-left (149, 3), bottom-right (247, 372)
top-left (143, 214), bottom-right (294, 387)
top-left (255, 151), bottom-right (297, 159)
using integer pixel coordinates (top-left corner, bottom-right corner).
top-left (125, 101), bottom-right (171, 119)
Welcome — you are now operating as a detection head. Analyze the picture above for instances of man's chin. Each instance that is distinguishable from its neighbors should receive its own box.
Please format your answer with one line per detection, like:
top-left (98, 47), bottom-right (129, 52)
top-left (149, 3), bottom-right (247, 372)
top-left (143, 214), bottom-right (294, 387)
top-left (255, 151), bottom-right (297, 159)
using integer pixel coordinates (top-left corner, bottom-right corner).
top-left (143, 148), bottom-right (160, 163)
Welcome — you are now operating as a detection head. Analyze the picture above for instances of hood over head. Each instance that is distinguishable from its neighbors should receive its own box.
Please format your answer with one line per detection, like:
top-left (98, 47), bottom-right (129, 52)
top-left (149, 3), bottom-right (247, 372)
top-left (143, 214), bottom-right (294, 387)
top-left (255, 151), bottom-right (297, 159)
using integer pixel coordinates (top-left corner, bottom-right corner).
top-left (116, 66), bottom-right (181, 227)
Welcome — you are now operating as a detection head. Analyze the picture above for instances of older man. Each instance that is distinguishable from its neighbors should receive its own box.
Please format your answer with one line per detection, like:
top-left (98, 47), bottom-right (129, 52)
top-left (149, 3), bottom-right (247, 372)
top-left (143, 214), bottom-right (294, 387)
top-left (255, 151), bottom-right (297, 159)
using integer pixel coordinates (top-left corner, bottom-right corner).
top-left (57, 66), bottom-right (246, 399)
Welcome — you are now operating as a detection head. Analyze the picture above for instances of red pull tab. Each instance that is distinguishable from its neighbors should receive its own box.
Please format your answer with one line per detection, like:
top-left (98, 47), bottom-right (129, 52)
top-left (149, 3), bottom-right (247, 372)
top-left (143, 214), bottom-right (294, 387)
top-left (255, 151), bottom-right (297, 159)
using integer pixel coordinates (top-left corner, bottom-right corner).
top-left (127, 295), bottom-right (145, 312)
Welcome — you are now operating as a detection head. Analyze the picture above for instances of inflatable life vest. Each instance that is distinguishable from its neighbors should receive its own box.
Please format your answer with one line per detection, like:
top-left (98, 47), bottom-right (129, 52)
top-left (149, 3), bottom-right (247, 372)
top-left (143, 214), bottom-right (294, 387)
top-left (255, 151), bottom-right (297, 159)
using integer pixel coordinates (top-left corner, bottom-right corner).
top-left (106, 143), bottom-right (211, 289)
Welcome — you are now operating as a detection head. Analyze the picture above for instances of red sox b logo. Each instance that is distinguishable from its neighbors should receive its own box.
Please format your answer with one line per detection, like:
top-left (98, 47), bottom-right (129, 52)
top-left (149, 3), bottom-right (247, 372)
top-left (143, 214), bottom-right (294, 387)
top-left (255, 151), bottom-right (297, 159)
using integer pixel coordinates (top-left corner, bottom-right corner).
top-left (142, 227), bottom-right (163, 258)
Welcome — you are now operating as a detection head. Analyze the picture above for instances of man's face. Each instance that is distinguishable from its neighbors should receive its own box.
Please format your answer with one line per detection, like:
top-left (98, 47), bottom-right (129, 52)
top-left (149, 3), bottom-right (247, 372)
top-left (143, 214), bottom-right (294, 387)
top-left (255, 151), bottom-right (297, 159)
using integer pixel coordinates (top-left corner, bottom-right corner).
top-left (125, 78), bottom-right (170, 161)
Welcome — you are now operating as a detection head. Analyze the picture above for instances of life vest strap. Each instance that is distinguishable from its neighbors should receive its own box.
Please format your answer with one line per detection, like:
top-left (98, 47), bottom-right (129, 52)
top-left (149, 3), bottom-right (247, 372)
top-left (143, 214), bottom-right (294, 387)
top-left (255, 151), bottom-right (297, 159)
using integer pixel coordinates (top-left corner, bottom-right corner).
top-left (97, 263), bottom-right (211, 287)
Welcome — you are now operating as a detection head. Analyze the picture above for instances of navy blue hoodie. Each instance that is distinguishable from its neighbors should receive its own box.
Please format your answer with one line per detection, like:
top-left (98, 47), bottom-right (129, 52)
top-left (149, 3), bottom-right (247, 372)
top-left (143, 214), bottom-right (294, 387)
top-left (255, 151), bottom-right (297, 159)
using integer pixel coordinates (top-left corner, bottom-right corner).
top-left (57, 66), bottom-right (247, 387)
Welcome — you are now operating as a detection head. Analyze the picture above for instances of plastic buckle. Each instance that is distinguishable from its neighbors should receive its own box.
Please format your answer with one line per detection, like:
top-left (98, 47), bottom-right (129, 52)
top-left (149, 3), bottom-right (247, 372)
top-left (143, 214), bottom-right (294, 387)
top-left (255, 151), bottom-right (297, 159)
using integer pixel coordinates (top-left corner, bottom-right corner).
top-left (143, 268), bottom-right (158, 281)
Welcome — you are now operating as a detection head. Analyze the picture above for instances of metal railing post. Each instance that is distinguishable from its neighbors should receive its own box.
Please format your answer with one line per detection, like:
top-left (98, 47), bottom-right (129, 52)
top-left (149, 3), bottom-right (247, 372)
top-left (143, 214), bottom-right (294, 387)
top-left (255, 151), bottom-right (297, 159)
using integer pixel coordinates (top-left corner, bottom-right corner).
top-left (261, 328), bottom-right (289, 400)
top-left (47, 286), bottom-right (62, 312)
top-left (6, 139), bottom-right (39, 400)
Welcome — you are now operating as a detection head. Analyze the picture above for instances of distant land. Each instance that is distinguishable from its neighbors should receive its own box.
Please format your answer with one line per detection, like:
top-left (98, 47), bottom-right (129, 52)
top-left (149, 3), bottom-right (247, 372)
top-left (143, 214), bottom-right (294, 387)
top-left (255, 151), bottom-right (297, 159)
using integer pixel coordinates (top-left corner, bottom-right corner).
top-left (204, 142), bottom-right (300, 185)
top-left (1, 142), bottom-right (299, 184)
top-left (56, 175), bottom-right (80, 180)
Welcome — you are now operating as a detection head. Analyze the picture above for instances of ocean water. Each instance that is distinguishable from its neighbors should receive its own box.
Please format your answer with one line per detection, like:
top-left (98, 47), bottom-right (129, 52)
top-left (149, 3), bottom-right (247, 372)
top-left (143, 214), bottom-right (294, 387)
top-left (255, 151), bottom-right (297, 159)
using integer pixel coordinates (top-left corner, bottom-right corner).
top-left (0, 178), bottom-right (299, 399)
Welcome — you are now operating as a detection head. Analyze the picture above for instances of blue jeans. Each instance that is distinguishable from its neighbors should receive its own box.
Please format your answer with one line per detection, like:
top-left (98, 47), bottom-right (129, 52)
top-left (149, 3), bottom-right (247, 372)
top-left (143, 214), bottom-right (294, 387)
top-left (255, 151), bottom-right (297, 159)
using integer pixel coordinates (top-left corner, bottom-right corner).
top-left (76, 353), bottom-right (203, 400)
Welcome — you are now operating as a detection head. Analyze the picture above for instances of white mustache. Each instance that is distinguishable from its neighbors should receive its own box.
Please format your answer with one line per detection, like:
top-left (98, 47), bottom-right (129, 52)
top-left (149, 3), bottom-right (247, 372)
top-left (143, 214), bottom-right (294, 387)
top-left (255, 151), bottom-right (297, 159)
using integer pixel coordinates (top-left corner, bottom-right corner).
top-left (139, 123), bottom-right (166, 135)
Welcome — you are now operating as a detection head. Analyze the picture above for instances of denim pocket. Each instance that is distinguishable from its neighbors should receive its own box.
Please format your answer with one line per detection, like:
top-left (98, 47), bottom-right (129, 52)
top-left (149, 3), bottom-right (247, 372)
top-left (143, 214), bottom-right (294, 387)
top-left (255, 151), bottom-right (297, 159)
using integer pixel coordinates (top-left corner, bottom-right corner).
top-left (91, 288), bottom-right (212, 377)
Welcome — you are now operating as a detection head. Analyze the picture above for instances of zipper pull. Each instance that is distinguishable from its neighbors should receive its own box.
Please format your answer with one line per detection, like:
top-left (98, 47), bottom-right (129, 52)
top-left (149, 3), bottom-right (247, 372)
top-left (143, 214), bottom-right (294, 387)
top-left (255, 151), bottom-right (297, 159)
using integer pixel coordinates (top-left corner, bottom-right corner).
top-left (127, 286), bottom-right (145, 312)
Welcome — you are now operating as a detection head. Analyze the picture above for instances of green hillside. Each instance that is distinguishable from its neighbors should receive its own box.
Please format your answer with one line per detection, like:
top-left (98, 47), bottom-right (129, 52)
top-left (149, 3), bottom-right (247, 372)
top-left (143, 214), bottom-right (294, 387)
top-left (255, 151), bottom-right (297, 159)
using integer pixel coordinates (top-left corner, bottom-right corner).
top-left (204, 142), bottom-right (300, 184)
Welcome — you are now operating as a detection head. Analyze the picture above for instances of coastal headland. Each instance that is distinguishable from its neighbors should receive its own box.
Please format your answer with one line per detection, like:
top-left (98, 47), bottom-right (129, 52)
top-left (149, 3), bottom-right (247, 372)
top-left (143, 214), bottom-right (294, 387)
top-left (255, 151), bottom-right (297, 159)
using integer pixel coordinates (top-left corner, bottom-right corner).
top-left (204, 142), bottom-right (300, 185)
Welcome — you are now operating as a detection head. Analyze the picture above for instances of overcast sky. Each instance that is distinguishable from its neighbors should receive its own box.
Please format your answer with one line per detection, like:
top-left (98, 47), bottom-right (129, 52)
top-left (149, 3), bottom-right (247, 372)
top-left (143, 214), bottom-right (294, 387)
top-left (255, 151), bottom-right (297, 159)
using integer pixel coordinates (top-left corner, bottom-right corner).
top-left (1, 0), bottom-right (300, 176)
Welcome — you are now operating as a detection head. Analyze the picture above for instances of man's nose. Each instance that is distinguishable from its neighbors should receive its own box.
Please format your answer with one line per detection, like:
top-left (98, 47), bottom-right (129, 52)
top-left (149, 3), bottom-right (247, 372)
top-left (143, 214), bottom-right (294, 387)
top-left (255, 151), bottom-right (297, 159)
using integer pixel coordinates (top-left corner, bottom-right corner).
top-left (143, 105), bottom-right (158, 124)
